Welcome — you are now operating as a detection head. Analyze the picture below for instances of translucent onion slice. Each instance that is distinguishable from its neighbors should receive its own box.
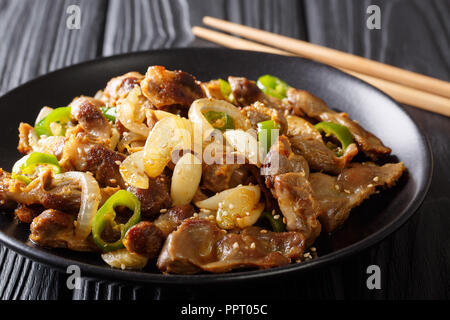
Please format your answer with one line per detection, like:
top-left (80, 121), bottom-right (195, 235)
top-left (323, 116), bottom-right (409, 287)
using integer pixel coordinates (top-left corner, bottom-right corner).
top-left (235, 202), bottom-right (265, 229)
top-left (195, 185), bottom-right (260, 210)
top-left (35, 106), bottom-right (54, 125)
top-left (171, 153), bottom-right (202, 206)
top-left (143, 116), bottom-right (192, 178)
top-left (109, 127), bottom-right (121, 150)
top-left (101, 248), bottom-right (149, 270)
top-left (56, 172), bottom-right (101, 239)
top-left (151, 109), bottom-right (179, 120)
top-left (116, 86), bottom-right (150, 137)
top-left (223, 129), bottom-right (262, 165)
top-left (119, 150), bottom-right (148, 189)
top-left (188, 98), bottom-right (250, 141)
top-left (216, 187), bottom-right (263, 230)
top-left (117, 131), bottom-right (146, 153)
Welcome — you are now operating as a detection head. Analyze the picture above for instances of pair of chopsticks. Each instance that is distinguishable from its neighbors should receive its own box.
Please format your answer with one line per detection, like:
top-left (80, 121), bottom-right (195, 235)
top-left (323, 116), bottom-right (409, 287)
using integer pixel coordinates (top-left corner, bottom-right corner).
top-left (192, 16), bottom-right (450, 117)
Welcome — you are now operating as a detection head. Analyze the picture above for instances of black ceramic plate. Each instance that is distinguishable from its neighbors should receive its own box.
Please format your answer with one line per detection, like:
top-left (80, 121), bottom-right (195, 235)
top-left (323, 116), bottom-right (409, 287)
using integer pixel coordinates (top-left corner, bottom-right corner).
top-left (0, 48), bottom-right (432, 284)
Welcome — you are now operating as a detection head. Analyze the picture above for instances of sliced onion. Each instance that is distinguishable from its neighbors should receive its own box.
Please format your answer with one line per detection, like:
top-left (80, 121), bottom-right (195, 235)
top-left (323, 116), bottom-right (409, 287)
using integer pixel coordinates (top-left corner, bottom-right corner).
top-left (223, 129), bottom-right (262, 165)
top-left (151, 109), bottom-right (180, 120)
top-left (188, 98), bottom-right (250, 141)
top-left (35, 106), bottom-right (54, 125)
top-left (233, 202), bottom-right (264, 228)
top-left (109, 127), bottom-right (121, 150)
top-left (195, 185), bottom-right (260, 210)
top-left (101, 248), bottom-right (149, 270)
top-left (171, 153), bottom-right (202, 206)
top-left (143, 116), bottom-right (193, 178)
top-left (117, 131), bottom-right (146, 153)
top-left (216, 187), bottom-right (263, 230)
top-left (56, 172), bottom-right (101, 239)
top-left (119, 150), bottom-right (149, 189)
top-left (117, 86), bottom-right (150, 137)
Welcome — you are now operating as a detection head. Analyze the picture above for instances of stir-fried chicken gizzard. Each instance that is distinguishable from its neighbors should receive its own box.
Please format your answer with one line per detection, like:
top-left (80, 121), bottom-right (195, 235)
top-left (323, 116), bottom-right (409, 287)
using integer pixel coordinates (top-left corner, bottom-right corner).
top-left (0, 66), bottom-right (405, 274)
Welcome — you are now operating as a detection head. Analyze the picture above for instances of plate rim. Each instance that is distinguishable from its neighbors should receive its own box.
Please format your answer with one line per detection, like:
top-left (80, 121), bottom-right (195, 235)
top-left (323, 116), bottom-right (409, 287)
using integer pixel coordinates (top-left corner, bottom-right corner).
top-left (0, 47), bottom-right (433, 284)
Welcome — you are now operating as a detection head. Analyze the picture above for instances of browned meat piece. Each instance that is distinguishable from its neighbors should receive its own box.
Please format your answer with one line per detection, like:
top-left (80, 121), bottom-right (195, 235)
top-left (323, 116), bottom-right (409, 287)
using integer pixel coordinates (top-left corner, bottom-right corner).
top-left (0, 168), bottom-right (121, 214)
top-left (201, 162), bottom-right (251, 193)
top-left (271, 173), bottom-right (321, 246)
top-left (157, 218), bottom-right (305, 274)
top-left (154, 204), bottom-right (195, 237)
top-left (18, 122), bottom-right (34, 154)
top-left (18, 123), bottom-right (65, 158)
top-left (59, 130), bottom-right (125, 187)
top-left (84, 144), bottom-right (125, 187)
top-left (99, 186), bottom-right (121, 206)
top-left (241, 102), bottom-right (288, 135)
top-left (30, 209), bottom-right (98, 251)
top-left (200, 79), bottom-right (224, 99)
top-left (140, 66), bottom-right (204, 109)
top-left (14, 204), bottom-right (41, 224)
top-left (247, 164), bottom-right (276, 212)
top-left (102, 71), bottom-right (144, 104)
top-left (287, 88), bottom-right (391, 159)
top-left (123, 221), bottom-right (164, 257)
top-left (310, 162), bottom-right (405, 232)
top-left (0, 168), bottom-right (80, 213)
top-left (286, 115), bottom-right (358, 174)
top-left (262, 136), bottom-right (309, 177)
top-left (127, 174), bottom-right (172, 218)
top-left (70, 97), bottom-right (111, 140)
top-left (228, 76), bottom-right (283, 109)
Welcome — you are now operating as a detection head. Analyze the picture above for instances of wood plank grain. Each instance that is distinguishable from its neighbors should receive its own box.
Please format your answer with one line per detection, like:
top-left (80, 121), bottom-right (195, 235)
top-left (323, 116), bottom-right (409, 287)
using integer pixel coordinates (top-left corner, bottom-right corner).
top-left (102, 0), bottom-right (194, 56)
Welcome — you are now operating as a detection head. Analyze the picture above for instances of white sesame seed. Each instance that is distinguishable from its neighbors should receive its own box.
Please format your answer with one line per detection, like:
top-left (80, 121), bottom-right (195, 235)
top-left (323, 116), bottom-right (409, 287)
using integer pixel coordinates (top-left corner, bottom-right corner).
top-left (368, 184), bottom-right (373, 188)
top-left (115, 160), bottom-right (122, 165)
top-left (274, 215), bottom-right (280, 220)
top-left (160, 208), bottom-right (168, 213)
top-left (335, 184), bottom-right (340, 191)
top-left (373, 176), bottom-right (379, 182)
top-left (344, 189), bottom-right (351, 194)
top-left (260, 229), bottom-right (268, 234)
top-left (233, 242), bottom-right (239, 249)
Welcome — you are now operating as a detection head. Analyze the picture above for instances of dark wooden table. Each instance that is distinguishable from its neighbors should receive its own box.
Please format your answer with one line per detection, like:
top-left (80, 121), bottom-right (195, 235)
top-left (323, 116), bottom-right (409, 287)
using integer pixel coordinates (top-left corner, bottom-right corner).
top-left (0, 0), bottom-right (448, 300)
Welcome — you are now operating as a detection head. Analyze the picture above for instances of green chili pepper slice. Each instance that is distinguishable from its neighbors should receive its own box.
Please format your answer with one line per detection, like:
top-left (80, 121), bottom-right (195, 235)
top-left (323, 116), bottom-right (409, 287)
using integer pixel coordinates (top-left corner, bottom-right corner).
top-left (203, 110), bottom-right (235, 131)
top-left (257, 119), bottom-right (280, 155)
top-left (258, 211), bottom-right (286, 232)
top-left (219, 79), bottom-right (234, 102)
top-left (92, 190), bottom-right (141, 252)
top-left (35, 106), bottom-right (72, 137)
top-left (257, 74), bottom-right (290, 99)
top-left (12, 152), bottom-right (61, 184)
top-left (315, 121), bottom-right (354, 156)
top-left (101, 106), bottom-right (117, 122)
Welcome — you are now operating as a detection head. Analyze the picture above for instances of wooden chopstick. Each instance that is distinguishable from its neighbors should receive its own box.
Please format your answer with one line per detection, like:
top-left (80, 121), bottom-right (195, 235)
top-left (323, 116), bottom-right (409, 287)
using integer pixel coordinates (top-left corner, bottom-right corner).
top-left (192, 26), bottom-right (450, 117)
top-left (203, 16), bottom-right (450, 100)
